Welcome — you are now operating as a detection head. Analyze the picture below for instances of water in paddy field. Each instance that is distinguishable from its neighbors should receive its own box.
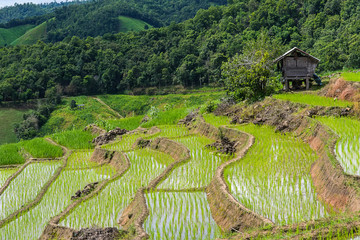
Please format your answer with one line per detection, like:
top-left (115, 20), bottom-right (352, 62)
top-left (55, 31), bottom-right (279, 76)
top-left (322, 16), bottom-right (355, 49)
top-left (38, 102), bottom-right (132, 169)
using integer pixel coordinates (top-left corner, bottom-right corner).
top-left (226, 124), bottom-right (329, 225)
top-left (0, 164), bottom-right (115, 239)
top-left (60, 148), bottom-right (173, 229)
top-left (159, 135), bottom-right (231, 190)
top-left (0, 161), bottom-right (61, 220)
top-left (145, 192), bottom-right (221, 240)
top-left (316, 117), bottom-right (360, 176)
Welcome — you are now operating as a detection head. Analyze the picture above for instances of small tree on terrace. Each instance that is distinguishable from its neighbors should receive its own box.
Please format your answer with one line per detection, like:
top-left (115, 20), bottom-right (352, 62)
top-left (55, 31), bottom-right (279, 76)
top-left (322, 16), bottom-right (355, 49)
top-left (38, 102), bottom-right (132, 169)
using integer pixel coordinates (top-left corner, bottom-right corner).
top-left (221, 50), bottom-right (279, 102)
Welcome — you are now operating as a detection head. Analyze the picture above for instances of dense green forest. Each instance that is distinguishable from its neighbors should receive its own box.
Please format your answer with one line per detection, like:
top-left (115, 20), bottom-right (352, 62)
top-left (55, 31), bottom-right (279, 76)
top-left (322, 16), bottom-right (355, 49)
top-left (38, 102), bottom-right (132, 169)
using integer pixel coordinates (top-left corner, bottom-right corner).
top-left (0, 1), bottom-right (87, 25)
top-left (0, 0), bottom-right (359, 102)
top-left (0, 0), bottom-right (226, 43)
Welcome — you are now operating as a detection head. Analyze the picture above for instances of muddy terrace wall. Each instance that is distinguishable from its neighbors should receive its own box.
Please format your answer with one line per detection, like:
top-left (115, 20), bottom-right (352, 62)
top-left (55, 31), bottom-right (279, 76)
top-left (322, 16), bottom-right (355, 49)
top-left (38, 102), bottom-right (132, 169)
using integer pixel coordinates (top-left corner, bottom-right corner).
top-left (295, 116), bottom-right (360, 212)
top-left (40, 149), bottom-right (130, 240)
top-left (119, 137), bottom-right (191, 240)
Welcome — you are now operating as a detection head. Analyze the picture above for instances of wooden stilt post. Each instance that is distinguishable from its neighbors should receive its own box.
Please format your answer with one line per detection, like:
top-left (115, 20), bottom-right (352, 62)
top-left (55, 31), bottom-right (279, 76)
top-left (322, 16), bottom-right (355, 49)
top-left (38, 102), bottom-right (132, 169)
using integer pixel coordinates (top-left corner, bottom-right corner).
top-left (306, 77), bottom-right (309, 90)
top-left (285, 79), bottom-right (289, 91)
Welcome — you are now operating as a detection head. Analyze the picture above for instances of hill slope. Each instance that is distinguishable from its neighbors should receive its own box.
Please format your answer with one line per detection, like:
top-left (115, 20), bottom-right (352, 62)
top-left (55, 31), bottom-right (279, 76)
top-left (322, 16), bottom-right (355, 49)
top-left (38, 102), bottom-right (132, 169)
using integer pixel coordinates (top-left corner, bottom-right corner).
top-left (0, 0), bottom-right (360, 102)
top-left (0, 24), bottom-right (34, 46)
top-left (10, 22), bottom-right (47, 45)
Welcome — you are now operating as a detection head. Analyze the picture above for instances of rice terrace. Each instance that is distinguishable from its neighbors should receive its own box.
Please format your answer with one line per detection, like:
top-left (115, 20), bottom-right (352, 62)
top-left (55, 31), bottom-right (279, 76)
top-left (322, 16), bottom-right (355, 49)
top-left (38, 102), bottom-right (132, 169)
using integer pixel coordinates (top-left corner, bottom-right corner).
top-left (1, 0), bottom-right (360, 239)
top-left (0, 70), bottom-right (359, 239)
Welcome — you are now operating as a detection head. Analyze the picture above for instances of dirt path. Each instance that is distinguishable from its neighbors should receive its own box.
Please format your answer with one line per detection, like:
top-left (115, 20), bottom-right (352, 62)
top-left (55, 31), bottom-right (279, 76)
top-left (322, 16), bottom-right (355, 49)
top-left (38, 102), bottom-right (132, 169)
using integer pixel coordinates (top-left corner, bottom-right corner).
top-left (91, 96), bottom-right (123, 118)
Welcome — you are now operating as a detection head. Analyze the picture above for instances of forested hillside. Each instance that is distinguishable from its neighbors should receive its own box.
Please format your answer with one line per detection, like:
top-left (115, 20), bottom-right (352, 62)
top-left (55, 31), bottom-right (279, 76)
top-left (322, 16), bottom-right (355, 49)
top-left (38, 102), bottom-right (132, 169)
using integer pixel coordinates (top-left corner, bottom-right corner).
top-left (0, 0), bottom-right (359, 102)
top-left (0, 1), bottom-right (86, 24)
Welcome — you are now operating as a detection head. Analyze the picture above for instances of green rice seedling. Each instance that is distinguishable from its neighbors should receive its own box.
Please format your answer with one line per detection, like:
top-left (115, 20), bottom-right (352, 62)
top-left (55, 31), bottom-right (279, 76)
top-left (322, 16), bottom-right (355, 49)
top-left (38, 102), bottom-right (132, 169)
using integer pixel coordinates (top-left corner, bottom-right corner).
top-left (316, 116), bottom-right (360, 176)
top-left (150, 125), bottom-right (189, 138)
top-left (103, 133), bottom-right (145, 152)
top-left (0, 143), bottom-right (25, 165)
top-left (95, 115), bottom-right (144, 131)
top-left (159, 135), bottom-right (231, 190)
top-left (0, 168), bottom-right (17, 187)
top-left (0, 165), bottom-right (116, 239)
top-left (141, 108), bottom-right (190, 128)
top-left (273, 93), bottom-right (353, 107)
top-left (19, 138), bottom-right (63, 158)
top-left (145, 192), bottom-right (221, 240)
top-left (342, 72), bottom-right (360, 82)
top-left (0, 161), bottom-right (61, 220)
top-left (51, 130), bottom-right (95, 149)
top-left (60, 148), bottom-right (173, 229)
top-left (66, 150), bottom-right (96, 169)
top-left (225, 124), bottom-right (328, 225)
top-left (203, 113), bottom-right (230, 127)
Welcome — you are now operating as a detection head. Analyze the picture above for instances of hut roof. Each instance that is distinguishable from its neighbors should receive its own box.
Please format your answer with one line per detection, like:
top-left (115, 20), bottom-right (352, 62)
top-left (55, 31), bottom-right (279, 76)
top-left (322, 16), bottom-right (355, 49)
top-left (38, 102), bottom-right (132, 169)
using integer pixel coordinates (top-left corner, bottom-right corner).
top-left (274, 47), bottom-right (320, 63)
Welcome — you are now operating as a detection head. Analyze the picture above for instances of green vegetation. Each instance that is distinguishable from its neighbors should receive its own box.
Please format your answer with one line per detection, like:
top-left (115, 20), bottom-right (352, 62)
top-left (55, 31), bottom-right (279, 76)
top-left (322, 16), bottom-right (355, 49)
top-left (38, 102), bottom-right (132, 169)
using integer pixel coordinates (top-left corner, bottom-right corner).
top-left (50, 130), bottom-right (95, 149)
top-left (0, 168), bottom-right (17, 186)
top-left (61, 148), bottom-right (173, 229)
top-left (316, 116), bottom-right (360, 176)
top-left (0, 108), bottom-right (30, 144)
top-left (2, 0), bottom-right (360, 102)
top-left (0, 143), bottom-right (25, 165)
top-left (0, 161), bottom-right (61, 220)
top-left (41, 96), bottom-right (118, 134)
top-left (203, 113), bottom-right (230, 127)
top-left (145, 192), bottom-right (221, 239)
top-left (66, 150), bottom-right (97, 169)
top-left (142, 108), bottom-right (190, 128)
top-left (273, 93), bottom-right (353, 107)
top-left (159, 135), bottom-right (231, 189)
top-left (19, 138), bottom-right (63, 158)
top-left (0, 24), bottom-right (34, 46)
top-left (0, 165), bottom-right (115, 239)
top-left (342, 72), bottom-right (360, 82)
top-left (96, 115), bottom-right (143, 131)
top-left (225, 124), bottom-right (328, 225)
top-left (10, 22), bottom-right (47, 45)
top-left (118, 16), bottom-right (152, 32)
top-left (222, 49), bottom-right (280, 102)
top-left (98, 92), bottom-right (224, 117)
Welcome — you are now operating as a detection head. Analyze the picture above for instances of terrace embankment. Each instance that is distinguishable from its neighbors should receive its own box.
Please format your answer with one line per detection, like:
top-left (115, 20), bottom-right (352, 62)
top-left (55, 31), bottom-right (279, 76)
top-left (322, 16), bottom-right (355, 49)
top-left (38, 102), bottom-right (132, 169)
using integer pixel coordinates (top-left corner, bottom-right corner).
top-left (295, 117), bottom-right (360, 212)
top-left (320, 77), bottom-right (360, 102)
top-left (191, 117), bottom-right (274, 232)
top-left (40, 150), bottom-right (130, 240)
top-left (222, 99), bottom-right (360, 212)
top-left (119, 137), bottom-right (191, 240)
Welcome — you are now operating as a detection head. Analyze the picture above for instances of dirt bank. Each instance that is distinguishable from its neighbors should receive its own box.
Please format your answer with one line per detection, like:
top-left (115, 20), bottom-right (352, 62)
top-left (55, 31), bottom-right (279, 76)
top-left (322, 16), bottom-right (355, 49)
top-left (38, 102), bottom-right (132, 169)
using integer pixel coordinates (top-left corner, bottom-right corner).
top-left (320, 77), bottom-right (360, 102)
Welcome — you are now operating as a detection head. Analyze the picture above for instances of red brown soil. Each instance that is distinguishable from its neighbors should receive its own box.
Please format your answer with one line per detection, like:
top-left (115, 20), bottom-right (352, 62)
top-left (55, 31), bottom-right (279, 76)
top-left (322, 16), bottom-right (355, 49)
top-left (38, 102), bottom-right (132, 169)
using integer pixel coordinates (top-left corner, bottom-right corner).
top-left (321, 77), bottom-right (360, 102)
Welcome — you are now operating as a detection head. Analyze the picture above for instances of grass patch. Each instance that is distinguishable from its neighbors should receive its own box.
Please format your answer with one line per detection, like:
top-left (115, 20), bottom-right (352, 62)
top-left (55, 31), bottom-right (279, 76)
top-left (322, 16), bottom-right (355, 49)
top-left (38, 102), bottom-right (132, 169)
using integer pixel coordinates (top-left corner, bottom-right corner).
top-left (0, 143), bottom-right (25, 165)
top-left (0, 24), bottom-right (34, 46)
top-left (342, 71), bottom-right (360, 82)
top-left (203, 113), bottom-right (230, 127)
top-left (273, 93), bottom-right (353, 107)
top-left (98, 92), bottom-right (224, 117)
top-left (19, 138), bottom-right (63, 158)
top-left (40, 96), bottom-right (119, 135)
top-left (142, 108), bottom-right (189, 128)
top-left (96, 115), bottom-right (143, 131)
top-left (118, 16), bottom-right (152, 32)
top-left (0, 107), bottom-right (30, 145)
top-left (51, 130), bottom-right (95, 149)
top-left (11, 22), bottom-right (47, 46)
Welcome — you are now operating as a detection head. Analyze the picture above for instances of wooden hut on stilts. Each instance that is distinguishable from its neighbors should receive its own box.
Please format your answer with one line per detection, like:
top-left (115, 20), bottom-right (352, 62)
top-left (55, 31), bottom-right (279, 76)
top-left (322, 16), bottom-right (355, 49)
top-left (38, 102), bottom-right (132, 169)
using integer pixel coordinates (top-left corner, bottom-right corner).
top-left (274, 47), bottom-right (320, 91)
